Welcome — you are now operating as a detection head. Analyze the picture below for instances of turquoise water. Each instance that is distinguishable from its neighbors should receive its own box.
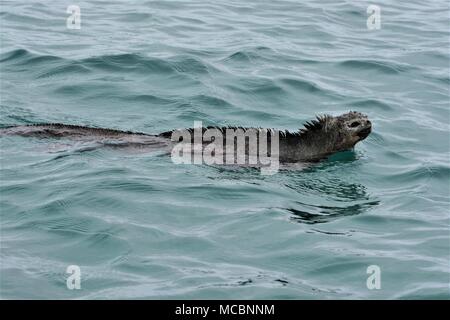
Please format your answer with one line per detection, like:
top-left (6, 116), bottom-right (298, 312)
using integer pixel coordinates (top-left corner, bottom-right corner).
top-left (0, 0), bottom-right (449, 299)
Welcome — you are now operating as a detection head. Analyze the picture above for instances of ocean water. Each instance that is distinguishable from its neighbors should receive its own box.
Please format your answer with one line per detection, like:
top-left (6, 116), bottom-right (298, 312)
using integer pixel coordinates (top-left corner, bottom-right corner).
top-left (0, 0), bottom-right (449, 299)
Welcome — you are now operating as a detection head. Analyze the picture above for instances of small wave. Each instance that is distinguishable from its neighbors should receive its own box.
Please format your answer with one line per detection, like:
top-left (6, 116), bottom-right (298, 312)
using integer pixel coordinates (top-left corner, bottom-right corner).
top-left (388, 164), bottom-right (450, 184)
top-left (222, 47), bottom-right (277, 63)
top-left (338, 59), bottom-right (411, 74)
top-left (81, 53), bottom-right (174, 74)
top-left (116, 12), bottom-right (152, 22)
top-left (170, 56), bottom-right (210, 74)
top-left (0, 48), bottom-right (62, 65)
top-left (226, 77), bottom-right (285, 96)
top-left (348, 99), bottom-right (393, 111)
top-left (190, 94), bottom-right (235, 109)
top-left (286, 200), bottom-right (380, 224)
top-left (1, 49), bottom-right (213, 79)
top-left (37, 63), bottom-right (91, 79)
top-left (0, 48), bottom-right (30, 62)
top-left (224, 51), bottom-right (255, 63)
top-left (278, 77), bottom-right (322, 93)
top-left (120, 94), bottom-right (175, 106)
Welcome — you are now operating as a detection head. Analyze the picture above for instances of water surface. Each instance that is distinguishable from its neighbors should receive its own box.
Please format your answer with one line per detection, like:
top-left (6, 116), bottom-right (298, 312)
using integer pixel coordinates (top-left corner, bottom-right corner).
top-left (0, 0), bottom-right (449, 299)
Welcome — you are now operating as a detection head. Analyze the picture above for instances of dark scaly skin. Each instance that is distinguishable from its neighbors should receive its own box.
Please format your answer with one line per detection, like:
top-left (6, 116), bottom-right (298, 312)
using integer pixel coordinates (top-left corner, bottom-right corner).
top-left (0, 111), bottom-right (372, 163)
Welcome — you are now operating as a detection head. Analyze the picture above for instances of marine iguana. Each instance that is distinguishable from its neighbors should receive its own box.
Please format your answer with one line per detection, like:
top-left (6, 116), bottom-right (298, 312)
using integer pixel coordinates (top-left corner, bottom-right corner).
top-left (0, 111), bottom-right (371, 163)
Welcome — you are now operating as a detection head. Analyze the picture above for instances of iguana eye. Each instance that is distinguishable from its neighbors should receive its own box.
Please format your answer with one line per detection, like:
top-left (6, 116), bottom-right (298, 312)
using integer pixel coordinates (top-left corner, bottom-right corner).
top-left (349, 121), bottom-right (360, 128)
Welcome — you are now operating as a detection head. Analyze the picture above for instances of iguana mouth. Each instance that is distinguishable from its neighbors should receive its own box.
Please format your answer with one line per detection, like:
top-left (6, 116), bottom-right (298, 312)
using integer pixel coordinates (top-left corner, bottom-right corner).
top-left (357, 126), bottom-right (372, 140)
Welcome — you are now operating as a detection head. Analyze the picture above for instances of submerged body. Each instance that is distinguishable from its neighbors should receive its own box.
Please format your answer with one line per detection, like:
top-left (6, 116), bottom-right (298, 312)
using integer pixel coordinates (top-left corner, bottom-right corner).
top-left (0, 111), bottom-right (372, 163)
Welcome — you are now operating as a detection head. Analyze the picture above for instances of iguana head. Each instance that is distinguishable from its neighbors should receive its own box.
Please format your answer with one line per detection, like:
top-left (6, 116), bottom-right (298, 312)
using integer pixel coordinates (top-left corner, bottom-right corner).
top-left (332, 111), bottom-right (372, 146)
top-left (298, 111), bottom-right (372, 158)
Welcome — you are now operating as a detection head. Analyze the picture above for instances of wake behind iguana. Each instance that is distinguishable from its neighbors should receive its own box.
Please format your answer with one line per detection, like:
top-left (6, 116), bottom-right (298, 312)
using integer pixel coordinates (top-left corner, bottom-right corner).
top-left (0, 111), bottom-right (372, 163)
